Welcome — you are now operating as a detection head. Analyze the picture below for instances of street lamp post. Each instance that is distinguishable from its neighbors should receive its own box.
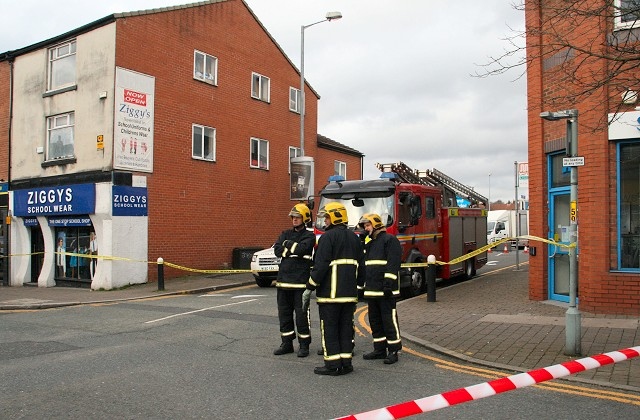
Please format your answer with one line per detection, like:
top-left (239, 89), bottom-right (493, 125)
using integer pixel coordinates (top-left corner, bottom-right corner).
top-left (488, 172), bottom-right (491, 211)
top-left (540, 109), bottom-right (581, 356)
top-left (300, 11), bottom-right (342, 156)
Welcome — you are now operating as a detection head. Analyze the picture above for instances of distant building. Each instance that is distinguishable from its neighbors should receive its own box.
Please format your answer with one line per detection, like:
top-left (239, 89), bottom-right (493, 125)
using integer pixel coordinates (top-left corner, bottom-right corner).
top-left (0, 0), bottom-right (362, 289)
top-left (526, 1), bottom-right (639, 314)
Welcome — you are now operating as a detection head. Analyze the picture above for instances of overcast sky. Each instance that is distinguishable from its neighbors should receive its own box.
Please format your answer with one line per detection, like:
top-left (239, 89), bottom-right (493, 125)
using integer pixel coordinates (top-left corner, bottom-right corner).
top-left (0, 0), bottom-right (528, 203)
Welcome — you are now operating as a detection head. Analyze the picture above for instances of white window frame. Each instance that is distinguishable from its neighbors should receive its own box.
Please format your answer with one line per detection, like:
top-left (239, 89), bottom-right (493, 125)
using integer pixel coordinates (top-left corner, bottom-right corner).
top-left (250, 137), bottom-right (269, 170)
top-left (614, 0), bottom-right (640, 30)
top-left (193, 50), bottom-right (218, 85)
top-left (46, 112), bottom-right (75, 160)
top-left (48, 40), bottom-right (77, 91)
top-left (289, 87), bottom-right (301, 113)
top-left (192, 124), bottom-right (216, 161)
top-left (289, 146), bottom-right (301, 173)
top-left (251, 72), bottom-right (270, 102)
top-left (335, 160), bottom-right (347, 178)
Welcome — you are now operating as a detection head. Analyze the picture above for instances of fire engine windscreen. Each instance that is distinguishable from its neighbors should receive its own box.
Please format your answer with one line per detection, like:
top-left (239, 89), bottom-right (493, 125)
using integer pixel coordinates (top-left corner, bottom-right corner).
top-left (314, 195), bottom-right (394, 231)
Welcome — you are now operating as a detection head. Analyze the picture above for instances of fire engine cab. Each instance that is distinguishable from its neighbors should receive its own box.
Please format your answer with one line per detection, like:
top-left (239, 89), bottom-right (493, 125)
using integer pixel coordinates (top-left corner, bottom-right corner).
top-left (313, 162), bottom-right (488, 297)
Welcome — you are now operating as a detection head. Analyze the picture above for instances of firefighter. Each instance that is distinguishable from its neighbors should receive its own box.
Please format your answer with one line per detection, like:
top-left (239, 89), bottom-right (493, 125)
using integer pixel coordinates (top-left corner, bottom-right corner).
top-left (272, 203), bottom-right (316, 357)
top-left (358, 213), bottom-right (403, 364)
top-left (302, 202), bottom-right (364, 375)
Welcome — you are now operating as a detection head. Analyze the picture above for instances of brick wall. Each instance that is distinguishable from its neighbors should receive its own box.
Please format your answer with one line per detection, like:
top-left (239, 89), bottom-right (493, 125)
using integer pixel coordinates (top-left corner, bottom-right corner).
top-left (114, 1), bottom-right (361, 279)
top-left (0, 60), bottom-right (9, 181)
top-left (526, 0), bottom-right (640, 315)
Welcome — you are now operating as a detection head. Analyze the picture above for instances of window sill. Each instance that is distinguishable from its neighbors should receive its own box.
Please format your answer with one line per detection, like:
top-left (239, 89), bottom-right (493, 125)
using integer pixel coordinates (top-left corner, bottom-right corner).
top-left (42, 157), bottom-right (77, 167)
top-left (192, 156), bottom-right (216, 162)
top-left (43, 84), bottom-right (78, 98)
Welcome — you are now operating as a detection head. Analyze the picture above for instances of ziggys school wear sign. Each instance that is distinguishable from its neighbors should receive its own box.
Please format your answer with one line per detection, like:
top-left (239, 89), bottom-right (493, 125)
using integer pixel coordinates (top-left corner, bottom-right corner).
top-left (13, 184), bottom-right (96, 216)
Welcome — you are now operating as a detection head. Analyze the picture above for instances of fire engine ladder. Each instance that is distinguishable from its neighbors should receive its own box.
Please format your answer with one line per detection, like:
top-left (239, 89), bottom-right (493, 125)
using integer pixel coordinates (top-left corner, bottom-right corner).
top-left (419, 168), bottom-right (488, 206)
top-left (375, 161), bottom-right (432, 185)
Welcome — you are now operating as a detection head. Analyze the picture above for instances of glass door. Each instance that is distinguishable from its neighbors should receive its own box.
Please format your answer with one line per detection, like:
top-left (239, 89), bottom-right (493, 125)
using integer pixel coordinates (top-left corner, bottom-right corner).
top-left (549, 191), bottom-right (571, 302)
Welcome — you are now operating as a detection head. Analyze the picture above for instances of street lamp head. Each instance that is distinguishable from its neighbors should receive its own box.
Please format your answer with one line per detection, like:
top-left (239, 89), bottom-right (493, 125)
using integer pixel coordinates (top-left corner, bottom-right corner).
top-left (540, 109), bottom-right (578, 121)
top-left (326, 11), bottom-right (342, 21)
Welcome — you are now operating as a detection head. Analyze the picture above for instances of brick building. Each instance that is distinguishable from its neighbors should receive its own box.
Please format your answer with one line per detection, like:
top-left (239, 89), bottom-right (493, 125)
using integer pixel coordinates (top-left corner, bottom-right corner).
top-left (0, 0), bottom-right (363, 289)
top-left (526, 0), bottom-right (639, 314)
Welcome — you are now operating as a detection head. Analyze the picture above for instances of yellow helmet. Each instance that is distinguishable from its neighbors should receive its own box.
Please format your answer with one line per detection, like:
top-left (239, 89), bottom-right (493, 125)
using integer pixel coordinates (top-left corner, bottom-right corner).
top-left (289, 203), bottom-right (311, 224)
top-left (358, 213), bottom-right (384, 230)
top-left (318, 202), bottom-right (348, 226)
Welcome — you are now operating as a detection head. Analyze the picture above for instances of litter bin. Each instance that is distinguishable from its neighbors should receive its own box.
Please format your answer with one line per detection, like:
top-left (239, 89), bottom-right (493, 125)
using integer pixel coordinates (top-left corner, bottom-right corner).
top-left (232, 247), bottom-right (264, 270)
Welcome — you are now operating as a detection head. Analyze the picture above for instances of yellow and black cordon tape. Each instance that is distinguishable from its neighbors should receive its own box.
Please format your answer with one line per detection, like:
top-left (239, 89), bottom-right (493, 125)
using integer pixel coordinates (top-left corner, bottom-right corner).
top-left (1, 235), bottom-right (574, 274)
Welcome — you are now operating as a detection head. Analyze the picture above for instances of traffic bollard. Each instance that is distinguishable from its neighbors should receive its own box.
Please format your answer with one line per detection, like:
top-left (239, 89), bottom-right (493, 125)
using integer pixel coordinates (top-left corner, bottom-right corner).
top-left (157, 257), bottom-right (165, 291)
top-left (426, 254), bottom-right (436, 302)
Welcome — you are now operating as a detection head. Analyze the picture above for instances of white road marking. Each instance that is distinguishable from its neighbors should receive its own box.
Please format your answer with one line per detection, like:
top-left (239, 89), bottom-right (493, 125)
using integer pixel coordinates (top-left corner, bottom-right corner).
top-left (145, 299), bottom-right (257, 324)
top-left (486, 261), bottom-right (498, 266)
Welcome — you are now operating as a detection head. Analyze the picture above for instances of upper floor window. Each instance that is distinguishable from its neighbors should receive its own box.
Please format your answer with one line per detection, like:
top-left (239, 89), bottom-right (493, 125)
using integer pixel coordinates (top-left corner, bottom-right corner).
top-left (192, 124), bottom-right (216, 161)
top-left (289, 87), bottom-right (301, 113)
top-left (47, 112), bottom-right (75, 160)
top-left (250, 138), bottom-right (269, 170)
top-left (48, 40), bottom-right (76, 91)
top-left (334, 160), bottom-right (347, 178)
top-left (194, 50), bottom-right (218, 85)
top-left (615, 0), bottom-right (640, 29)
top-left (251, 72), bottom-right (270, 102)
top-left (289, 146), bottom-right (301, 173)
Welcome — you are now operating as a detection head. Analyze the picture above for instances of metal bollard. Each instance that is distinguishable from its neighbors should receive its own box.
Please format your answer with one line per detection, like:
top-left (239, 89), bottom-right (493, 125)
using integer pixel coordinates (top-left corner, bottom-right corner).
top-left (157, 257), bottom-right (165, 291)
top-left (426, 254), bottom-right (436, 302)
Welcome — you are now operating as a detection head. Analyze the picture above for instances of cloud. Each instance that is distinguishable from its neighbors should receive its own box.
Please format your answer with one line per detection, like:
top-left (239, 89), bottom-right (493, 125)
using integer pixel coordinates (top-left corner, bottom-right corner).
top-left (0, 0), bottom-right (528, 202)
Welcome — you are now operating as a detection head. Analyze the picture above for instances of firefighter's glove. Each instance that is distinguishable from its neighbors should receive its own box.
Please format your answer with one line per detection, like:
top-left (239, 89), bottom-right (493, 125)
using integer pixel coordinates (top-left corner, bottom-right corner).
top-left (383, 280), bottom-right (394, 298)
top-left (302, 289), bottom-right (312, 312)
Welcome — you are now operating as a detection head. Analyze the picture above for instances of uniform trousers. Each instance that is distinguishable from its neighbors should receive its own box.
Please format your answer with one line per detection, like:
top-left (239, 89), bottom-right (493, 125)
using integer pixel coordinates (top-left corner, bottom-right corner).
top-left (319, 303), bottom-right (356, 369)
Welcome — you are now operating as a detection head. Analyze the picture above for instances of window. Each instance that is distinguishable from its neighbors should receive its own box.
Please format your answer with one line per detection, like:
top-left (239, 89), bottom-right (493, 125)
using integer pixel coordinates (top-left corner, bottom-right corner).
top-left (250, 138), bottom-right (269, 169)
top-left (615, 0), bottom-right (640, 29)
top-left (48, 40), bottom-right (76, 91)
top-left (251, 72), bottom-right (270, 102)
top-left (47, 112), bottom-right (75, 160)
top-left (618, 142), bottom-right (640, 269)
top-left (192, 124), bottom-right (216, 161)
top-left (289, 146), bottom-right (301, 173)
top-left (194, 50), bottom-right (218, 85)
top-left (425, 197), bottom-right (435, 219)
top-left (334, 160), bottom-right (347, 178)
top-left (289, 87), bottom-right (301, 113)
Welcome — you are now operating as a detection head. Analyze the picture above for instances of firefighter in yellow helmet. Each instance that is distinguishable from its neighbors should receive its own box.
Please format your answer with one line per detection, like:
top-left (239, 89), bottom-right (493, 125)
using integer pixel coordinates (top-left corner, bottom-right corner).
top-left (272, 203), bottom-right (316, 357)
top-left (358, 213), bottom-right (403, 364)
top-left (302, 202), bottom-right (365, 375)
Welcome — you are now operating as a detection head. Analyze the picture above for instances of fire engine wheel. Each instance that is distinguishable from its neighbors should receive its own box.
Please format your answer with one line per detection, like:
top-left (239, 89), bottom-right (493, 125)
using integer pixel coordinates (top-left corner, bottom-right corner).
top-left (402, 267), bottom-right (425, 298)
top-left (465, 257), bottom-right (476, 280)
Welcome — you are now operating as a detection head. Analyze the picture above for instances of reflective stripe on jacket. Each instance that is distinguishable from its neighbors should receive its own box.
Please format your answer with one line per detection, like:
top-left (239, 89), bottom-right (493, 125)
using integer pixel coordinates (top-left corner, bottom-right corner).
top-left (274, 227), bottom-right (315, 288)
top-left (308, 224), bottom-right (364, 303)
top-left (362, 230), bottom-right (402, 298)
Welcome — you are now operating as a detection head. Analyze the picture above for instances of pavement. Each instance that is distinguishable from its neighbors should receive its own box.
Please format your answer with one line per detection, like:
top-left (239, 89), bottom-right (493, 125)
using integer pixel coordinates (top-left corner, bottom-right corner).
top-left (1, 265), bottom-right (639, 393)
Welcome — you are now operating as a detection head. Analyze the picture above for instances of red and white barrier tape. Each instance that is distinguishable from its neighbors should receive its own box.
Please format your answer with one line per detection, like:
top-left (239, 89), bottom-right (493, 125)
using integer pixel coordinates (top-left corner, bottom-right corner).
top-left (335, 346), bottom-right (640, 420)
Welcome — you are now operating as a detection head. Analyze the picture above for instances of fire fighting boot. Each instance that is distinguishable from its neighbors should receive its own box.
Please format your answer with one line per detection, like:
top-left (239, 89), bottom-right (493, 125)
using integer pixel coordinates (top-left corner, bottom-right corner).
top-left (297, 343), bottom-right (309, 358)
top-left (341, 362), bottom-right (354, 375)
top-left (363, 349), bottom-right (387, 360)
top-left (384, 351), bottom-right (399, 365)
top-left (313, 366), bottom-right (342, 376)
top-left (273, 341), bottom-right (294, 355)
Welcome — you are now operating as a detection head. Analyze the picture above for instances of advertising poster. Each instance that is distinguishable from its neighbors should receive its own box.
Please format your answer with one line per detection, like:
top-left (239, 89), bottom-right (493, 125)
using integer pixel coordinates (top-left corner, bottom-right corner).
top-left (114, 67), bottom-right (155, 172)
top-left (290, 157), bottom-right (314, 201)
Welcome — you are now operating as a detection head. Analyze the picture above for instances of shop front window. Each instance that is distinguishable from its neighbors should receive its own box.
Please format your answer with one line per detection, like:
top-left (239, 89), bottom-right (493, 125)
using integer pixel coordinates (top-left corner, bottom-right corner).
top-left (619, 142), bottom-right (640, 269)
top-left (55, 227), bottom-right (93, 280)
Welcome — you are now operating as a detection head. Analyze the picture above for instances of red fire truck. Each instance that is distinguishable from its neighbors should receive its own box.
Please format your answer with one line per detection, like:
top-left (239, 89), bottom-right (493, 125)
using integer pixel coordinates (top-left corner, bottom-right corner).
top-left (313, 162), bottom-right (488, 297)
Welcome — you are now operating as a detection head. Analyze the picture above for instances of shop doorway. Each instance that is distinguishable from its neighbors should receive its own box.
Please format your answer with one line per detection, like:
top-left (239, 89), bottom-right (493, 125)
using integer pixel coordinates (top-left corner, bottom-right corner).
top-left (1, 207), bottom-right (7, 286)
top-left (55, 227), bottom-right (93, 287)
top-left (30, 225), bottom-right (44, 284)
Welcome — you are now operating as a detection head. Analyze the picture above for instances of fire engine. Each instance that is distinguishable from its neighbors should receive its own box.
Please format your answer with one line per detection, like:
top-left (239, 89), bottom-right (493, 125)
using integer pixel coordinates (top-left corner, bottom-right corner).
top-left (313, 162), bottom-right (488, 297)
